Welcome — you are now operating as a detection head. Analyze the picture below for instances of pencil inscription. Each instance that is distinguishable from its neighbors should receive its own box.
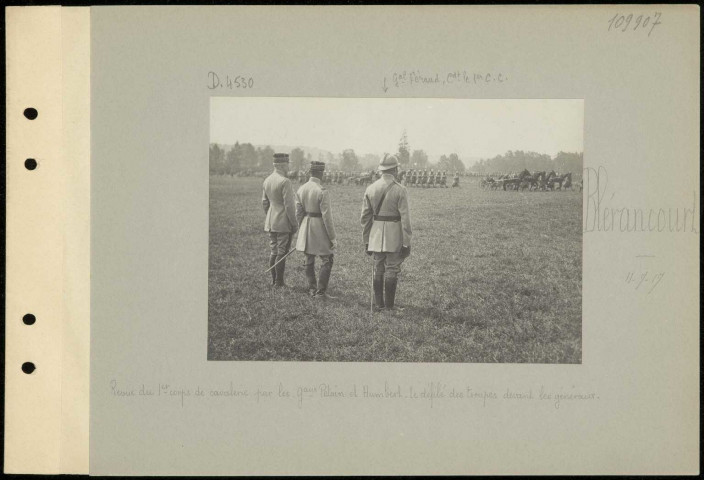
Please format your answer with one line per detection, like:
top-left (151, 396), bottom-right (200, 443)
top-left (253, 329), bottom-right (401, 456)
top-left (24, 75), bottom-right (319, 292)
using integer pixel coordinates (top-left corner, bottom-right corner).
top-left (625, 271), bottom-right (666, 294)
top-left (607, 12), bottom-right (662, 37)
top-left (382, 70), bottom-right (507, 92)
top-left (109, 380), bottom-right (598, 411)
top-left (583, 166), bottom-right (698, 234)
top-left (207, 71), bottom-right (255, 90)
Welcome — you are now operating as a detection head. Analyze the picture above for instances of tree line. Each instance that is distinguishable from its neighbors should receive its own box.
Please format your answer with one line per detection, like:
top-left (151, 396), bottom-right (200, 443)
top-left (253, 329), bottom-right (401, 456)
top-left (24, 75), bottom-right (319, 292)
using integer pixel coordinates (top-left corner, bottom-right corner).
top-left (209, 143), bottom-right (309, 175)
top-left (210, 134), bottom-right (582, 176)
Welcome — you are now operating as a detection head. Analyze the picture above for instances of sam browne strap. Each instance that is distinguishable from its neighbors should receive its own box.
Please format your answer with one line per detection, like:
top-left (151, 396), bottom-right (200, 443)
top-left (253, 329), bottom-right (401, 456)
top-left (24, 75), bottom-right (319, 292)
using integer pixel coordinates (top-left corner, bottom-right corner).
top-left (374, 181), bottom-right (397, 217)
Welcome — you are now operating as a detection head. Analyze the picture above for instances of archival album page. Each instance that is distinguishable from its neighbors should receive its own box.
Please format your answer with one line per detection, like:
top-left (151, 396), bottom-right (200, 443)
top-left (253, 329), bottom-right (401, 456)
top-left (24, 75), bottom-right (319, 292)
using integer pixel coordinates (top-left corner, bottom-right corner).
top-left (4, 5), bottom-right (699, 475)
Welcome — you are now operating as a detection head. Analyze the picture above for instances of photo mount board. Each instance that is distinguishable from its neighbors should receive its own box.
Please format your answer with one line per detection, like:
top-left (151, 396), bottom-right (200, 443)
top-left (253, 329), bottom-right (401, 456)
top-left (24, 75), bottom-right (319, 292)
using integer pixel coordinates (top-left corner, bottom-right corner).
top-left (3, 5), bottom-right (700, 475)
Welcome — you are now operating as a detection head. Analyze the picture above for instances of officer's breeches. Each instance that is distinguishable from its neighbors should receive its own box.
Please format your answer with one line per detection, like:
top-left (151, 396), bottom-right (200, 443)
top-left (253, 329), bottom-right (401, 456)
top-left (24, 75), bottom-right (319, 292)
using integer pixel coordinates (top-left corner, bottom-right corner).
top-left (305, 254), bottom-right (334, 293)
top-left (372, 252), bottom-right (404, 279)
top-left (268, 232), bottom-right (291, 256)
top-left (269, 232), bottom-right (292, 286)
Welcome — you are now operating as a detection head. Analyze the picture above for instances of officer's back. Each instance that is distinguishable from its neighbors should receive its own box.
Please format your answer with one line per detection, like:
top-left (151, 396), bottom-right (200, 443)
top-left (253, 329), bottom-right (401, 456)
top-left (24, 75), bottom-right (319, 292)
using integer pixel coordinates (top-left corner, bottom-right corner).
top-left (262, 169), bottom-right (296, 233)
top-left (363, 174), bottom-right (411, 253)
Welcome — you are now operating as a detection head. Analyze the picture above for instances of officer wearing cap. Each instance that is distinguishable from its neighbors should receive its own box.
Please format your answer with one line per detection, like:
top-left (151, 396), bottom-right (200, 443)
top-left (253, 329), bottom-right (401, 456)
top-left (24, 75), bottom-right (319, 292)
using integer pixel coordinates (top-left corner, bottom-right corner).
top-left (262, 153), bottom-right (298, 287)
top-left (295, 161), bottom-right (337, 297)
top-left (360, 154), bottom-right (412, 311)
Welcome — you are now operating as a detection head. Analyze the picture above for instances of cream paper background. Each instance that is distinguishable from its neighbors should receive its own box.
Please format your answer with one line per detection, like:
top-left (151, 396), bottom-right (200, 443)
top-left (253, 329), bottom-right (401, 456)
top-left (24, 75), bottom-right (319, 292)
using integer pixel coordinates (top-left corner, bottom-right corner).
top-left (5, 4), bottom-right (699, 476)
top-left (4, 7), bottom-right (90, 474)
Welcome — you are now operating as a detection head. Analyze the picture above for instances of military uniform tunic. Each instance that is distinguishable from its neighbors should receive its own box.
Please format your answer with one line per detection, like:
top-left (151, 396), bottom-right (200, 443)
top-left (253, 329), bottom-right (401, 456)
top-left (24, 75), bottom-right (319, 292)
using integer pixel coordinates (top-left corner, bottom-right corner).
top-left (295, 177), bottom-right (336, 256)
top-left (262, 170), bottom-right (298, 234)
top-left (361, 174), bottom-right (412, 253)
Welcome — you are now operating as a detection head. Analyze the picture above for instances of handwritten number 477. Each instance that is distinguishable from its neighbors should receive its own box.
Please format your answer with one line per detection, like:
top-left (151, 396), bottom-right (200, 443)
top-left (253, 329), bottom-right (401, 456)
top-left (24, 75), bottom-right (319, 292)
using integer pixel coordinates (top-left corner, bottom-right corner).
top-left (608, 12), bottom-right (662, 36)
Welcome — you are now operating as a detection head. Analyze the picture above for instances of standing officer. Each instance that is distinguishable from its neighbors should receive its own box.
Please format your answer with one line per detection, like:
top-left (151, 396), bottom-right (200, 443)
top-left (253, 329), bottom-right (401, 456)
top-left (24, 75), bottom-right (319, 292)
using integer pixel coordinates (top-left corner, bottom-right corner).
top-left (361, 154), bottom-right (412, 311)
top-left (295, 161), bottom-right (337, 297)
top-left (452, 171), bottom-right (460, 187)
top-left (262, 153), bottom-right (298, 287)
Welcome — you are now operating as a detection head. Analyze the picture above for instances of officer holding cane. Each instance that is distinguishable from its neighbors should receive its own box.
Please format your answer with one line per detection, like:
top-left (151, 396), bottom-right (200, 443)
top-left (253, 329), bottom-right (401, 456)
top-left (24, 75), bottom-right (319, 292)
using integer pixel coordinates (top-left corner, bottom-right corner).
top-left (360, 154), bottom-right (412, 311)
top-left (262, 153), bottom-right (298, 287)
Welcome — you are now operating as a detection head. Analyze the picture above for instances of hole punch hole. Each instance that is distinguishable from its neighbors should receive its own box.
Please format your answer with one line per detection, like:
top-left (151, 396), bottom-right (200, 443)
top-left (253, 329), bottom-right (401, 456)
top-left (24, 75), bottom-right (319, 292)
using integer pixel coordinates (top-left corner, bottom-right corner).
top-left (23, 313), bottom-right (36, 325)
top-left (25, 159), bottom-right (37, 170)
top-left (22, 362), bottom-right (36, 374)
top-left (24, 108), bottom-right (38, 120)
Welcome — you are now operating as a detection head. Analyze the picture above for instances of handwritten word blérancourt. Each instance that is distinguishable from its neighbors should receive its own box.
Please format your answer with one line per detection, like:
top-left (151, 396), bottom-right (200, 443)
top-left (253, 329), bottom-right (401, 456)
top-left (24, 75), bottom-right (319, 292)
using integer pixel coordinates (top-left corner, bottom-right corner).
top-left (583, 166), bottom-right (698, 234)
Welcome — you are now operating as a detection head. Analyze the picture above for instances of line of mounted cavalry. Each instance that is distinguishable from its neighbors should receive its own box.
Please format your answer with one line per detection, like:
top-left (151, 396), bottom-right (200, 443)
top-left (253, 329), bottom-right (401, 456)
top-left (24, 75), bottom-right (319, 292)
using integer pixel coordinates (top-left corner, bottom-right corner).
top-left (480, 169), bottom-right (582, 191)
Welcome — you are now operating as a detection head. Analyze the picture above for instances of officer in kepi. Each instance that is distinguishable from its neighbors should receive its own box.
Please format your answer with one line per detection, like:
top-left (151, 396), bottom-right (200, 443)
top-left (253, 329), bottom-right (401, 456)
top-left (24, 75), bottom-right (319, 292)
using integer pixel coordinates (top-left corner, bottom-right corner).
top-left (361, 154), bottom-right (412, 311)
top-left (262, 153), bottom-right (298, 287)
top-left (295, 161), bottom-right (337, 297)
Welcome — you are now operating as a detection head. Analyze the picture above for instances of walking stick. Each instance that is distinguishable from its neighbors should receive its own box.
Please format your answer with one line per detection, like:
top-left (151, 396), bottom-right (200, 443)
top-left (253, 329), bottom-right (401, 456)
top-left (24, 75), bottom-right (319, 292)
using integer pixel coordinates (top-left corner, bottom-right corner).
top-left (264, 232), bottom-right (297, 274)
top-left (370, 260), bottom-right (374, 321)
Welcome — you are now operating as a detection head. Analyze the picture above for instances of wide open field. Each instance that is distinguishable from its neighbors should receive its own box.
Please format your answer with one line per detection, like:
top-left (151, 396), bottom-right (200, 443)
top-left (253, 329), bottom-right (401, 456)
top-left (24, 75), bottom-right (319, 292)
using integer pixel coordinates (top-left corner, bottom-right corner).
top-left (208, 175), bottom-right (582, 363)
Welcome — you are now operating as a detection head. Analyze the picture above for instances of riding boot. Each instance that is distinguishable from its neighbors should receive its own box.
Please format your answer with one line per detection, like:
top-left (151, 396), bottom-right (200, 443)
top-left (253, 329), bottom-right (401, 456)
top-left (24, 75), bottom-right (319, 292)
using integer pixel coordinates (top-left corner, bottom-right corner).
top-left (317, 258), bottom-right (332, 295)
top-left (274, 257), bottom-right (286, 287)
top-left (269, 254), bottom-right (278, 286)
top-left (384, 277), bottom-right (398, 309)
top-left (373, 276), bottom-right (385, 309)
top-left (305, 260), bottom-right (317, 294)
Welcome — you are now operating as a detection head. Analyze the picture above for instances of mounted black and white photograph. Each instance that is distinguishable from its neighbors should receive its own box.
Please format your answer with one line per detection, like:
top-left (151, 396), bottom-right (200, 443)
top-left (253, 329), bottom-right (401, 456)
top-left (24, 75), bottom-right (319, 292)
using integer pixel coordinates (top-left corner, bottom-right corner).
top-left (209, 97), bottom-right (583, 363)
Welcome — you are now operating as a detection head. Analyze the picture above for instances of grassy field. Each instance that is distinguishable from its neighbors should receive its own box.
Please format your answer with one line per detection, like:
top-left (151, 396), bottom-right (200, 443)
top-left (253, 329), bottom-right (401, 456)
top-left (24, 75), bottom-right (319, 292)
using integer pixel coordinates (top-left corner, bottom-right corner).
top-left (208, 175), bottom-right (582, 363)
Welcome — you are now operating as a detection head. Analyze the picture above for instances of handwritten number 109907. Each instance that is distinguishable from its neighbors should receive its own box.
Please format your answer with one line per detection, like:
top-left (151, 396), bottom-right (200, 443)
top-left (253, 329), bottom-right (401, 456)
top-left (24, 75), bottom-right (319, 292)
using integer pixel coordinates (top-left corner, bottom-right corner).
top-left (608, 12), bottom-right (662, 36)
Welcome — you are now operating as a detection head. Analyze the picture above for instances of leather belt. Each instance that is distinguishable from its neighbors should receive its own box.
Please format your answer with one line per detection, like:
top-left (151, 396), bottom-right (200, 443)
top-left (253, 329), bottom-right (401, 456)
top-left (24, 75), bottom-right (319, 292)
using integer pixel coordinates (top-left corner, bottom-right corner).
top-left (305, 212), bottom-right (322, 218)
top-left (373, 215), bottom-right (401, 222)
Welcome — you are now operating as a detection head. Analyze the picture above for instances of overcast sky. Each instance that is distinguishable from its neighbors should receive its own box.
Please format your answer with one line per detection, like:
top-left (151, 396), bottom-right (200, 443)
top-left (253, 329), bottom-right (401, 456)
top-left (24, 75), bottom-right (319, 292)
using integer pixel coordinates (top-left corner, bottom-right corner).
top-left (210, 97), bottom-right (583, 159)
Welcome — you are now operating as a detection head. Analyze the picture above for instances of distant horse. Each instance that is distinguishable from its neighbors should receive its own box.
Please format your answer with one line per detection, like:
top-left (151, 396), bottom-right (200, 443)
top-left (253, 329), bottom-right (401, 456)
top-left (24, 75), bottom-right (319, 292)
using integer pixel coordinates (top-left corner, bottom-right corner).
top-left (549, 172), bottom-right (571, 190)
top-left (531, 171), bottom-right (546, 190)
top-left (562, 172), bottom-right (573, 190)
top-left (355, 171), bottom-right (374, 186)
top-left (518, 169), bottom-right (531, 180)
top-left (520, 171), bottom-right (546, 191)
top-left (544, 171), bottom-right (557, 190)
